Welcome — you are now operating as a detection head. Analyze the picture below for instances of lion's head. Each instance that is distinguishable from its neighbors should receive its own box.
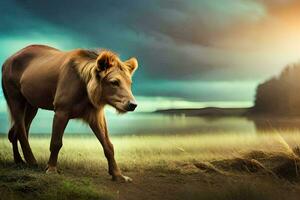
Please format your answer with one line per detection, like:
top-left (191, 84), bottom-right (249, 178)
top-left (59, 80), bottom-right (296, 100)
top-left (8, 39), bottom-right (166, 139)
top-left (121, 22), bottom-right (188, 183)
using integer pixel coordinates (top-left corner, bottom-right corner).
top-left (86, 51), bottom-right (138, 113)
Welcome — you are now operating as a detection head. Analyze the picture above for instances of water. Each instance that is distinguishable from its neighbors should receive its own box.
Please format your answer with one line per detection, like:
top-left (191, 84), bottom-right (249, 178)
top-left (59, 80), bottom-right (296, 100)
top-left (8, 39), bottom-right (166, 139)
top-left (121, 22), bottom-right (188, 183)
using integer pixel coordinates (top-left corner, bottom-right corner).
top-left (1, 110), bottom-right (300, 135)
top-left (0, 110), bottom-right (252, 135)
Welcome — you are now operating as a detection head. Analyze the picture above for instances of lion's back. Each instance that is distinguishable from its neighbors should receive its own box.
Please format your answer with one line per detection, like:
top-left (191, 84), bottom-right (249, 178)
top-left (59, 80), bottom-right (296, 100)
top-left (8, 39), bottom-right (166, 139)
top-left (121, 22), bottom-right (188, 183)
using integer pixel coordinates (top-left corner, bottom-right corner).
top-left (2, 44), bottom-right (61, 76)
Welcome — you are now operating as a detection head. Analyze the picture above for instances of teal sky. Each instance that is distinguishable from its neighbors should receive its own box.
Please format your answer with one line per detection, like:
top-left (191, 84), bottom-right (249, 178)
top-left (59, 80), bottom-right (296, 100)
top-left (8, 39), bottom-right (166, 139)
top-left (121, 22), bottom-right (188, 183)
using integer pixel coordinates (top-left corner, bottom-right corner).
top-left (1, 0), bottom-right (300, 112)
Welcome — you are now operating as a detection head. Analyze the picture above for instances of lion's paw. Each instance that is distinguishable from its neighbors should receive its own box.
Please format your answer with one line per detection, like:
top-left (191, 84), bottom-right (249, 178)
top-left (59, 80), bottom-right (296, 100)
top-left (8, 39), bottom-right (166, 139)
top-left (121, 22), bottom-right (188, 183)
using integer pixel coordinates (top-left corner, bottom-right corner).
top-left (112, 174), bottom-right (132, 183)
top-left (45, 165), bottom-right (59, 174)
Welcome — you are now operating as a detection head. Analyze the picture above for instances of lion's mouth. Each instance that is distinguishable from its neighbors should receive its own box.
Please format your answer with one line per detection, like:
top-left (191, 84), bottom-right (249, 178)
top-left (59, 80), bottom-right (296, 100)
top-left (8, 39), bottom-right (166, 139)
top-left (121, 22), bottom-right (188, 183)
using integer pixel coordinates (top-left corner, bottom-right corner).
top-left (116, 107), bottom-right (127, 114)
top-left (108, 101), bottom-right (127, 114)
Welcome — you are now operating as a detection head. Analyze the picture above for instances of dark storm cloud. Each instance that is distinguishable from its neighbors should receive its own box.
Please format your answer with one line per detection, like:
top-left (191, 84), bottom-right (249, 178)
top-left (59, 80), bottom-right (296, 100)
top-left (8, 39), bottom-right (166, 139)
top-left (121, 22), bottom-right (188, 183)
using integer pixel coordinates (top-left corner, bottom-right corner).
top-left (11, 0), bottom-right (266, 81)
top-left (16, 0), bottom-right (257, 46)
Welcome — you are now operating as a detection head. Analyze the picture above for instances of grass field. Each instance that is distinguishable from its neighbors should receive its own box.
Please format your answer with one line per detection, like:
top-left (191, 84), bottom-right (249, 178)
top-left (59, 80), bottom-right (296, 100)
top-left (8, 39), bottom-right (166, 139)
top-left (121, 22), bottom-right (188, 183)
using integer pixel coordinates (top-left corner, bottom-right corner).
top-left (1, 132), bottom-right (300, 199)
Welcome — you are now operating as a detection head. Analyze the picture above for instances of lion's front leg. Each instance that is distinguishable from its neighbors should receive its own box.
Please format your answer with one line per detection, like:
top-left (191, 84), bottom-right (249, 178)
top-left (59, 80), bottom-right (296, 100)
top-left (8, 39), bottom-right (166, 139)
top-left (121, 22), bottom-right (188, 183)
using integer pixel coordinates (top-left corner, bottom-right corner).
top-left (47, 110), bottom-right (69, 174)
top-left (89, 113), bottom-right (132, 182)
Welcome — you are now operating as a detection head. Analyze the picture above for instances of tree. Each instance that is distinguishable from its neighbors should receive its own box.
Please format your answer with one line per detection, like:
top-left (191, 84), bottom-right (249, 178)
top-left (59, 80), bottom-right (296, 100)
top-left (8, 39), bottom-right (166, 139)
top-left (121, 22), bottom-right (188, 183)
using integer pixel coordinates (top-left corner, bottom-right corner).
top-left (253, 63), bottom-right (300, 116)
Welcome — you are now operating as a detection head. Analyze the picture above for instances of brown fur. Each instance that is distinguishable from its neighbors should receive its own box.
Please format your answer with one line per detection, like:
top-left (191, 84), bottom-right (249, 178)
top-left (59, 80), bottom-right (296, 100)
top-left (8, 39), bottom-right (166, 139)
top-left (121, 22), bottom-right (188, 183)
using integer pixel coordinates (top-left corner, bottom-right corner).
top-left (1, 44), bottom-right (138, 182)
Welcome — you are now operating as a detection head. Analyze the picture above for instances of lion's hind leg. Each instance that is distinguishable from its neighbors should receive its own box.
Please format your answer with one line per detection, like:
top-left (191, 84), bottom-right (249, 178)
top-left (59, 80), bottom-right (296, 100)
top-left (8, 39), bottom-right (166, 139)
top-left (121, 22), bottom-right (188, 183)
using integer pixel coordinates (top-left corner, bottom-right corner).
top-left (7, 94), bottom-right (37, 166)
top-left (8, 125), bottom-right (25, 164)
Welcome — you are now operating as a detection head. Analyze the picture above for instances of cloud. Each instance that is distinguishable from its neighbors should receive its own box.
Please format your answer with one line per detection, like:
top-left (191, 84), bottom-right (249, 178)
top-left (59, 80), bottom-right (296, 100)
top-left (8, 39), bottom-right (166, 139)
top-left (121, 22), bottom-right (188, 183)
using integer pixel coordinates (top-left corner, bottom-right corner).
top-left (1, 0), bottom-right (300, 102)
top-left (13, 0), bottom-right (266, 47)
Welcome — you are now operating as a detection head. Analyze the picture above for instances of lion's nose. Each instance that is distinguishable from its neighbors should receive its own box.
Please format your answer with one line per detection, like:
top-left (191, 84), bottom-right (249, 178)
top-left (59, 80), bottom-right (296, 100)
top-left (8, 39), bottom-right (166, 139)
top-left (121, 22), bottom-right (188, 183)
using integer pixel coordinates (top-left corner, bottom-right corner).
top-left (127, 100), bottom-right (137, 111)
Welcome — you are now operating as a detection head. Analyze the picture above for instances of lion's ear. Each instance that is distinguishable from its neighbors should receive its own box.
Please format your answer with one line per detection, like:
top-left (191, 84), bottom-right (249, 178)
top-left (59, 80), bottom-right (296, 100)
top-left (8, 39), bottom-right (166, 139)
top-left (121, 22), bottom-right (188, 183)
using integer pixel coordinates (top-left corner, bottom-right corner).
top-left (96, 51), bottom-right (115, 71)
top-left (125, 57), bottom-right (138, 75)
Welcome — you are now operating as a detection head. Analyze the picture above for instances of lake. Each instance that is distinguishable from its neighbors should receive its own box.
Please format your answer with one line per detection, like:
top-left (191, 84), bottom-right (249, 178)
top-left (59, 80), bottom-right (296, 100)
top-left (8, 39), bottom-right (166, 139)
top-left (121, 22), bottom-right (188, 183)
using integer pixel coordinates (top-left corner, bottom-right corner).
top-left (2, 109), bottom-right (298, 136)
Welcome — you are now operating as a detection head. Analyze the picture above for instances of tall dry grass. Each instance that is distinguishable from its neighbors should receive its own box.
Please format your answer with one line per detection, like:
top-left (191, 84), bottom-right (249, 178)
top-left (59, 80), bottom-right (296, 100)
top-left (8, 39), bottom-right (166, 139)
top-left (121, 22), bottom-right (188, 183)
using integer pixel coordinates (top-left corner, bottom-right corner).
top-left (1, 131), bottom-right (299, 172)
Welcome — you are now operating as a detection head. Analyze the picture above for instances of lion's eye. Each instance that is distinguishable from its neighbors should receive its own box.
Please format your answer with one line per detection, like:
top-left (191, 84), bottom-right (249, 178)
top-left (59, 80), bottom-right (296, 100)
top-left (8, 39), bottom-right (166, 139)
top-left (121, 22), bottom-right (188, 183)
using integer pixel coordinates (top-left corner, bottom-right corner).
top-left (110, 80), bottom-right (120, 87)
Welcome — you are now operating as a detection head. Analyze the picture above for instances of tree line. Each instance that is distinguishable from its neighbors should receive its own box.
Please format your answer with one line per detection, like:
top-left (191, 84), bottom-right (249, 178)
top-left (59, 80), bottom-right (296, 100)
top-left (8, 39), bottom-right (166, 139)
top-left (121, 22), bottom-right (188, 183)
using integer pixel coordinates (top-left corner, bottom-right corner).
top-left (253, 63), bottom-right (300, 116)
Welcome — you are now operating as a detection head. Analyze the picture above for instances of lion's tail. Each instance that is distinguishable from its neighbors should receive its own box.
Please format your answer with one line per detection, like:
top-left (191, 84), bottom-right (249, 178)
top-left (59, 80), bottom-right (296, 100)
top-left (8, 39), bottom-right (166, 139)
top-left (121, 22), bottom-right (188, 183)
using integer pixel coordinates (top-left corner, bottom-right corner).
top-left (2, 62), bottom-right (15, 142)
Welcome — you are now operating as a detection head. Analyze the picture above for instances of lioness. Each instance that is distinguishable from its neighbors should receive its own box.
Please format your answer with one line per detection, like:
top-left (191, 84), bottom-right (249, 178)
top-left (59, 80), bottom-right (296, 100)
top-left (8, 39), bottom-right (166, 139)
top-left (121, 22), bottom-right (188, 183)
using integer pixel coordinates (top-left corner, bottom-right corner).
top-left (2, 44), bottom-right (138, 182)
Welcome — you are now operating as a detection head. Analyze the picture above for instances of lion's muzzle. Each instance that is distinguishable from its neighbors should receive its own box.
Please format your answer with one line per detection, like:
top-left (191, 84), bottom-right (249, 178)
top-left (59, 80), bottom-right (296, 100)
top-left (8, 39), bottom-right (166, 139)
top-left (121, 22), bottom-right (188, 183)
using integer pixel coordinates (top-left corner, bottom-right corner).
top-left (126, 100), bottom-right (137, 111)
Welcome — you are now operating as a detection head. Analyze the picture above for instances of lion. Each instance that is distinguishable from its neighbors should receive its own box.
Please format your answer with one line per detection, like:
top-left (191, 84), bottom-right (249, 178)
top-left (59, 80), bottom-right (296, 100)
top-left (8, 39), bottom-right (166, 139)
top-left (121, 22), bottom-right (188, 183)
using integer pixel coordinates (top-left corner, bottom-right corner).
top-left (1, 44), bottom-right (139, 182)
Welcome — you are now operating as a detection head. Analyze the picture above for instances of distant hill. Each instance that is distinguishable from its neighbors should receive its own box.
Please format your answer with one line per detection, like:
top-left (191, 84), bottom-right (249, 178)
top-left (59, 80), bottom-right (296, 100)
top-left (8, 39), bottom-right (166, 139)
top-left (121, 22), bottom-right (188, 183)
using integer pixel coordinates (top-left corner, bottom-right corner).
top-left (253, 62), bottom-right (300, 116)
top-left (155, 107), bottom-right (250, 117)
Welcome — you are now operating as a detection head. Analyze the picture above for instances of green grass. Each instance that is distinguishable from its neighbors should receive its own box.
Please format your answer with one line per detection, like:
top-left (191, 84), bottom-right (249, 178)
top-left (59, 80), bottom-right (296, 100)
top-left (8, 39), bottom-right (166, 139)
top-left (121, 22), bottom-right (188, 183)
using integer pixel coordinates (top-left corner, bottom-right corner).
top-left (1, 131), bottom-right (300, 199)
top-left (0, 167), bottom-right (113, 200)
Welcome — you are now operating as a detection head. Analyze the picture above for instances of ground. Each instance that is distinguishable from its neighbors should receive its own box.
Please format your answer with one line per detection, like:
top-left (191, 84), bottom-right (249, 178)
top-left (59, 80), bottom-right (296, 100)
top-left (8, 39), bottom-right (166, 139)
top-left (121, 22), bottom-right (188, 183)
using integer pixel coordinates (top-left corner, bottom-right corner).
top-left (1, 132), bottom-right (300, 200)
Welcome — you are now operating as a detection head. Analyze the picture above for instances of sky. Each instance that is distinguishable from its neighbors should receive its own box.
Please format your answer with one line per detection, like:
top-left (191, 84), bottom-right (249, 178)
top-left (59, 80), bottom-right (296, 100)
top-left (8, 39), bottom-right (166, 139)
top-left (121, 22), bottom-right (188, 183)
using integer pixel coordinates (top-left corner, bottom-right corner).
top-left (1, 0), bottom-right (300, 112)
